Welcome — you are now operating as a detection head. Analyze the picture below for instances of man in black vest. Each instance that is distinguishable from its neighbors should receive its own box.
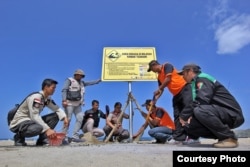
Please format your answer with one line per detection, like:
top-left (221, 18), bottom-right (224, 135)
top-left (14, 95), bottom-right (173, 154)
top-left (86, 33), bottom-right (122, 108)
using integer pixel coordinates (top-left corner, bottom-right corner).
top-left (81, 100), bottom-right (106, 137)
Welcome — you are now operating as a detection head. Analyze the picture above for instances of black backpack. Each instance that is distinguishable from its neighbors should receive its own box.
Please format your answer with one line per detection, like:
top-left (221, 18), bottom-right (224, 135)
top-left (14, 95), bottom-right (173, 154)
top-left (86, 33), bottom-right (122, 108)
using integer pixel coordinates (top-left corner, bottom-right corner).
top-left (7, 92), bottom-right (42, 126)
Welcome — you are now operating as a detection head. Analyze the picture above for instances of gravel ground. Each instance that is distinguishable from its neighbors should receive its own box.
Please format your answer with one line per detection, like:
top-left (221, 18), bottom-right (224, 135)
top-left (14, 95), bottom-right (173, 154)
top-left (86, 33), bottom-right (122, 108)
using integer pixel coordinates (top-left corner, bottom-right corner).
top-left (0, 138), bottom-right (249, 167)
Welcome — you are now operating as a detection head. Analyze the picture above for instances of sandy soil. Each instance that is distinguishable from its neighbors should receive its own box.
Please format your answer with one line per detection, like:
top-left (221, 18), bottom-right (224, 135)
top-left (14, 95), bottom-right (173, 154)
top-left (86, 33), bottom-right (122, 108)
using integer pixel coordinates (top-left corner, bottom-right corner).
top-left (0, 138), bottom-right (249, 167)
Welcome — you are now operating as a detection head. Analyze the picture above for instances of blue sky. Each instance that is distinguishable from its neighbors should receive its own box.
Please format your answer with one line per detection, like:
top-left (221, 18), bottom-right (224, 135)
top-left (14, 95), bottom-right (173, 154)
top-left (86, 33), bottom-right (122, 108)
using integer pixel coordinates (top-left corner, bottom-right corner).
top-left (0, 0), bottom-right (250, 139)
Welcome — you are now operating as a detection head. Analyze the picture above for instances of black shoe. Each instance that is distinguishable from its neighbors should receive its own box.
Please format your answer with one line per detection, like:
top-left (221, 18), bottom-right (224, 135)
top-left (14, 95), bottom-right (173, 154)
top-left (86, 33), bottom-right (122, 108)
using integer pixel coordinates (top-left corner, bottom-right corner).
top-left (61, 137), bottom-right (70, 145)
top-left (152, 139), bottom-right (166, 144)
top-left (109, 136), bottom-right (114, 142)
top-left (14, 134), bottom-right (27, 146)
top-left (36, 138), bottom-right (49, 146)
top-left (116, 136), bottom-right (122, 142)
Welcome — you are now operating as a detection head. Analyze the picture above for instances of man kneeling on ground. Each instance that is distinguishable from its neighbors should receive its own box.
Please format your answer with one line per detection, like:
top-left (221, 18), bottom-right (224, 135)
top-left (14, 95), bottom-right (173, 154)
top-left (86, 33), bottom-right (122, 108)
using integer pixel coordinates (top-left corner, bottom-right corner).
top-left (9, 79), bottom-right (68, 146)
top-left (81, 100), bottom-right (106, 138)
top-left (103, 102), bottom-right (129, 142)
top-left (142, 99), bottom-right (175, 143)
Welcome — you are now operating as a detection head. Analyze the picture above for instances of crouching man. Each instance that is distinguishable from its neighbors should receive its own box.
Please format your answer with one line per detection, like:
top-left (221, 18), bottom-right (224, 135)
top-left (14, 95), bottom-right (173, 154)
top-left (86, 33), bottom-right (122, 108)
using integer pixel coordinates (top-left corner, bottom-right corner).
top-left (81, 100), bottom-right (106, 138)
top-left (9, 79), bottom-right (68, 146)
top-left (178, 64), bottom-right (244, 148)
top-left (142, 99), bottom-right (175, 143)
top-left (103, 102), bottom-right (130, 142)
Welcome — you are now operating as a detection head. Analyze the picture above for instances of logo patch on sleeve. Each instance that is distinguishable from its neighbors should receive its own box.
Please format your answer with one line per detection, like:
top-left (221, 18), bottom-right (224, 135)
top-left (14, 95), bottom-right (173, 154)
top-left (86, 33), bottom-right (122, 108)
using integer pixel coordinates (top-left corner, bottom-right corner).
top-left (33, 98), bottom-right (43, 108)
top-left (197, 82), bottom-right (203, 89)
top-left (34, 98), bottom-right (41, 103)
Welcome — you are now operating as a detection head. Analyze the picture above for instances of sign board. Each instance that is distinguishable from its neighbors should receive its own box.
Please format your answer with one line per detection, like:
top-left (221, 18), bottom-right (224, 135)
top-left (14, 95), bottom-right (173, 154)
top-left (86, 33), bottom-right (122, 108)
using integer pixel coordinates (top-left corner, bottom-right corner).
top-left (102, 47), bottom-right (157, 81)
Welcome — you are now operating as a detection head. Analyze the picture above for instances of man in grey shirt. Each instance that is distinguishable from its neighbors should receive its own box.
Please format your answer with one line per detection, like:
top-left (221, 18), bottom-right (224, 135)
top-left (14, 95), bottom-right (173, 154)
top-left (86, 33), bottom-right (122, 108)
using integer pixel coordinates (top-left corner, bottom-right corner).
top-left (62, 69), bottom-right (101, 142)
top-left (9, 79), bottom-right (68, 146)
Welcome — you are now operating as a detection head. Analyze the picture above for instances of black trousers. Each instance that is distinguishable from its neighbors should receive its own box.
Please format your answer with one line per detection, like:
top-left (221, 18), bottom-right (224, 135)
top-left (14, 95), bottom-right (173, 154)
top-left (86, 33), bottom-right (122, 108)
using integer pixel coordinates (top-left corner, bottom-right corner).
top-left (185, 104), bottom-right (244, 140)
top-left (172, 84), bottom-right (191, 141)
top-left (10, 113), bottom-right (59, 138)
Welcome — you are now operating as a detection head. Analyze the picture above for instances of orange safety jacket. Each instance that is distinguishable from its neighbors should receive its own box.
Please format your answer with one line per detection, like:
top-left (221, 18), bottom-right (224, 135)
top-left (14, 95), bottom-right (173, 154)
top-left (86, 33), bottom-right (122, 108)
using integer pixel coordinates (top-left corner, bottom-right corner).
top-left (157, 63), bottom-right (186, 96)
top-left (150, 107), bottom-right (175, 130)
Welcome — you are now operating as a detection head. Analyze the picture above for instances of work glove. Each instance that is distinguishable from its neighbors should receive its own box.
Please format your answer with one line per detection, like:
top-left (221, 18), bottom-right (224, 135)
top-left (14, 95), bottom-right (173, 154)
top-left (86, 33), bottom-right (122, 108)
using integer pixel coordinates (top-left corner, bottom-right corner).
top-left (105, 105), bottom-right (110, 116)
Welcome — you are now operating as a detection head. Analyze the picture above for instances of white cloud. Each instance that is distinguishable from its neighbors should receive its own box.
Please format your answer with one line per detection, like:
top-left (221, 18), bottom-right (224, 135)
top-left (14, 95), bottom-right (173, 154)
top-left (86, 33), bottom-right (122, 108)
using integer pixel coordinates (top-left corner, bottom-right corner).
top-left (215, 14), bottom-right (250, 54)
top-left (208, 0), bottom-right (250, 54)
top-left (208, 0), bottom-right (229, 25)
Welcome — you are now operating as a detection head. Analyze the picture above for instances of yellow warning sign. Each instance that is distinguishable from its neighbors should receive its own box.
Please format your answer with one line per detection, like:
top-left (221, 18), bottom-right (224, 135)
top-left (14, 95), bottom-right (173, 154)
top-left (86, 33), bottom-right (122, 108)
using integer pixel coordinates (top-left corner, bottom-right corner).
top-left (102, 47), bottom-right (157, 81)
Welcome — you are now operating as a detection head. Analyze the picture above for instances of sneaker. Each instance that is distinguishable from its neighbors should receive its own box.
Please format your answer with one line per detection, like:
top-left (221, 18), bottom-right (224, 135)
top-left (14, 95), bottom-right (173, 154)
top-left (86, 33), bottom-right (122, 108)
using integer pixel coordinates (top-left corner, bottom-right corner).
top-left (79, 134), bottom-right (84, 139)
top-left (183, 138), bottom-right (200, 145)
top-left (71, 138), bottom-right (85, 143)
top-left (14, 134), bottom-right (27, 146)
top-left (61, 137), bottom-right (70, 145)
top-left (166, 138), bottom-right (182, 145)
top-left (213, 138), bottom-right (238, 148)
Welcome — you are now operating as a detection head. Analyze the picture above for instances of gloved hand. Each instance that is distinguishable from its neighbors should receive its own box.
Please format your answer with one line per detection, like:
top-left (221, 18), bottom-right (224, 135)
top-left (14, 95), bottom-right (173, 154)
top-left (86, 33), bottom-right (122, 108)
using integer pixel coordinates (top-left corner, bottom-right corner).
top-left (105, 105), bottom-right (110, 116)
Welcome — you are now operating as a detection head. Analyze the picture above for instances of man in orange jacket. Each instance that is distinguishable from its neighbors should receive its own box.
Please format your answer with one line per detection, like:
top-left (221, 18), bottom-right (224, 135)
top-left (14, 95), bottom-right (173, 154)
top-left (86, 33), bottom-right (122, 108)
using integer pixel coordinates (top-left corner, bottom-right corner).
top-left (147, 60), bottom-right (198, 144)
top-left (142, 99), bottom-right (175, 143)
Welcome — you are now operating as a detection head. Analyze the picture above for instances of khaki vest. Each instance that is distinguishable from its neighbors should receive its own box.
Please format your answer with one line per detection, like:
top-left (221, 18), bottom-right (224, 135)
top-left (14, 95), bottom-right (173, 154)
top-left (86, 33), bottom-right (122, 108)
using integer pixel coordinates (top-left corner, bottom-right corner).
top-left (68, 77), bottom-right (85, 93)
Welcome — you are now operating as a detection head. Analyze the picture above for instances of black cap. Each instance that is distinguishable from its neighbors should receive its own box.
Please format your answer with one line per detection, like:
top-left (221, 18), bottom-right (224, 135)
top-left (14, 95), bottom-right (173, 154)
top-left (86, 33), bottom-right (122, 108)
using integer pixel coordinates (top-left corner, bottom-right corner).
top-left (178, 63), bottom-right (201, 75)
top-left (147, 60), bottom-right (160, 72)
top-left (141, 99), bottom-right (152, 107)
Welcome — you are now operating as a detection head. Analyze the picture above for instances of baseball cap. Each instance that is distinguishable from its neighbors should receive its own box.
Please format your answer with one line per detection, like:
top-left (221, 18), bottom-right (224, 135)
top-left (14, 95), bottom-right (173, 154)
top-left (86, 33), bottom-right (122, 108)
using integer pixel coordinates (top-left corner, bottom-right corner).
top-left (74, 69), bottom-right (85, 76)
top-left (141, 99), bottom-right (152, 107)
top-left (147, 60), bottom-right (160, 72)
top-left (178, 63), bottom-right (201, 75)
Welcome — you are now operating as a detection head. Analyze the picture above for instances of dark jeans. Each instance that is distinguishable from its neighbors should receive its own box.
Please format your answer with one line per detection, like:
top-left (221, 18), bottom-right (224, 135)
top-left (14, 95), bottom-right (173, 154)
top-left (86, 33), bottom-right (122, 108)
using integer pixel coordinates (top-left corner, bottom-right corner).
top-left (148, 126), bottom-right (172, 142)
top-left (10, 113), bottom-right (59, 139)
top-left (185, 104), bottom-right (244, 140)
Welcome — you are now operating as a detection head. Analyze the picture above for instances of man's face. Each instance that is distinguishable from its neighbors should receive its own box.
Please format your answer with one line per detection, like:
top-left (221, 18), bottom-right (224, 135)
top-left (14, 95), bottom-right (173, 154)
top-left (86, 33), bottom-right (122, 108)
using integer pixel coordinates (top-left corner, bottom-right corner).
top-left (150, 64), bottom-right (159, 73)
top-left (74, 74), bottom-right (84, 81)
top-left (44, 84), bottom-right (56, 95)
top-left (182, 69), bottom-right (193, 83)
top-left (145, 104), bottom-right (155, 113)
top-left (114, 105), bottom-right (122, 113)
top-left (92, 102), bottom-right (99, 111)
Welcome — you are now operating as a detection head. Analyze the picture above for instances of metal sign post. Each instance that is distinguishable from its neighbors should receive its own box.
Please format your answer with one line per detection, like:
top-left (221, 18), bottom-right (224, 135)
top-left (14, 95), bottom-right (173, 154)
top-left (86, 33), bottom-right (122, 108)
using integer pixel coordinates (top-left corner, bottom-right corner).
top-left (128, 81), bottom-right (133, 142)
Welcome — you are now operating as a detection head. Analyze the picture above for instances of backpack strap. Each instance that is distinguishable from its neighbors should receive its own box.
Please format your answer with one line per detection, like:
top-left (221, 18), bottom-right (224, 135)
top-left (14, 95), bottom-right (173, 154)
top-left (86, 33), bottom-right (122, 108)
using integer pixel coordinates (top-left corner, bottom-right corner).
top-left (17, 92), bottom-right (44, 110)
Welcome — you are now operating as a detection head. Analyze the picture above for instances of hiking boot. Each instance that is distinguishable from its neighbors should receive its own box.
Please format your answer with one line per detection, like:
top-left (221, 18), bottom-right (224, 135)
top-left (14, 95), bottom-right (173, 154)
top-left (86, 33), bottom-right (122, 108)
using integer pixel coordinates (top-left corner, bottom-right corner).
top-left (183, 137), bottom-right (200, 145)
top-left (213, 138), bottom-right (238, 148)
top-left (14, 134), bottom-right (27, 146)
